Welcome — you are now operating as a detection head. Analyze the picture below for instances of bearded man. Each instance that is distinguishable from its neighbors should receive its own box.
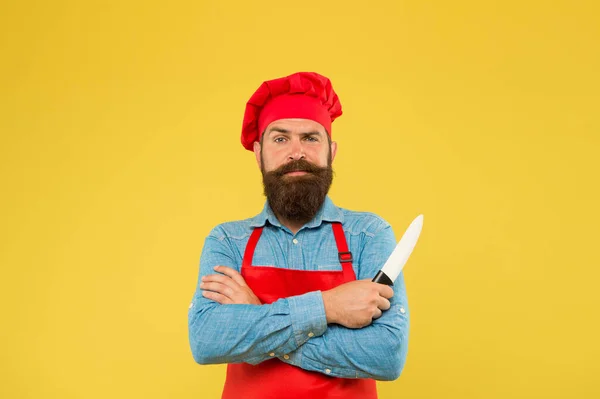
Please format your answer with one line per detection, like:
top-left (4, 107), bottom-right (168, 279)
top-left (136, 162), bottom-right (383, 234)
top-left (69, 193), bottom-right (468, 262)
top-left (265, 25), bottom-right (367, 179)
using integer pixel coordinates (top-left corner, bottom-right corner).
top-left (188, 72), bottom-right (409, 399)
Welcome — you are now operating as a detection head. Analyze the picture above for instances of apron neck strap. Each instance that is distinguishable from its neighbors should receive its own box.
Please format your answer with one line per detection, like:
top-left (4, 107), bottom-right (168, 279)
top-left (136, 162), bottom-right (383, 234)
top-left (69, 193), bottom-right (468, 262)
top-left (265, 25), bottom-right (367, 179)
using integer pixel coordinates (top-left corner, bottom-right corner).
top-left (242, 227), bottom-right (263, 269)
top-left (331, 222), bottom-right (355, 271)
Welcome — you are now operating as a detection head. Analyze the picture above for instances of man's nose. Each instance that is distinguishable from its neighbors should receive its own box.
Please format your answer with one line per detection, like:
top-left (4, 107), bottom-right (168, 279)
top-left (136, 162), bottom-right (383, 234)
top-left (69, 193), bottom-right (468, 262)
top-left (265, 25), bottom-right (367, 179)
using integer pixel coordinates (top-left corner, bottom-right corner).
top-left (287, 139), bottom-right (305, 160)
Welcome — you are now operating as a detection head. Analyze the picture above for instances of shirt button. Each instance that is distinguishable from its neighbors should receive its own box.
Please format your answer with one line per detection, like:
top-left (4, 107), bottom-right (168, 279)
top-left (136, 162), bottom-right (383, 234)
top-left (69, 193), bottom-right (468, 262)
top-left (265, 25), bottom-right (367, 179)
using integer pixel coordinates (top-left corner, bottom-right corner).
top-left (400, 307), bottom-right (406, 314)
top-left (269, 352), bottom-right (275, 357)
top-left (283, 354), bottom-right (290, 360)
top-left (292, 239), bottom-right (299, 245)
top-left (308, 332), bottom-right (314, 338)
top-left (188, 302), bottom-right (193, 309)
top-left (325, 368), bottom-right (331, 374)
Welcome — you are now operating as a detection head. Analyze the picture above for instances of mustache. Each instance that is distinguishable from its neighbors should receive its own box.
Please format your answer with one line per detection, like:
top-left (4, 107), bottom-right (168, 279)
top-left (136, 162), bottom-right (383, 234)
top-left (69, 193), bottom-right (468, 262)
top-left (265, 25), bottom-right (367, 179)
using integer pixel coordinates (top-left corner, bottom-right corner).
top-left (269, 159), bottom-right (328, 177)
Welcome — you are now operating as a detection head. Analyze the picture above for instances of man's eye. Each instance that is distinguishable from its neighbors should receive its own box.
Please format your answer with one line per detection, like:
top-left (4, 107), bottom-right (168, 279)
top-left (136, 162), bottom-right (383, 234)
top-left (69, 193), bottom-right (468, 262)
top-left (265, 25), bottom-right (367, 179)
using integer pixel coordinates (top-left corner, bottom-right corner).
top-left (305, 136), bottom-right (318, 142)
top-left (274, 137), bottom-right (287, 143)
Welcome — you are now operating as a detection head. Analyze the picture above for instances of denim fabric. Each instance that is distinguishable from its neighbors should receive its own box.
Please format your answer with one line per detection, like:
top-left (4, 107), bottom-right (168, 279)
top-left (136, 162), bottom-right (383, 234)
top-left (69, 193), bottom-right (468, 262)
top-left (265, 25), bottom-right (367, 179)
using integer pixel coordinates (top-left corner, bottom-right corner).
top-left (188, 197), bottom-right (409, 380)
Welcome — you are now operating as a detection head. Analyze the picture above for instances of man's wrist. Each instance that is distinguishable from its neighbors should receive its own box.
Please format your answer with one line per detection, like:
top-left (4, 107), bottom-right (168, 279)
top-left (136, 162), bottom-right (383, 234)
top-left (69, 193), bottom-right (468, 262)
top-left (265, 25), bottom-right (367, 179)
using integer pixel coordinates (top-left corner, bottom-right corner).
top-left (321, 290), bottom-right (337, 324)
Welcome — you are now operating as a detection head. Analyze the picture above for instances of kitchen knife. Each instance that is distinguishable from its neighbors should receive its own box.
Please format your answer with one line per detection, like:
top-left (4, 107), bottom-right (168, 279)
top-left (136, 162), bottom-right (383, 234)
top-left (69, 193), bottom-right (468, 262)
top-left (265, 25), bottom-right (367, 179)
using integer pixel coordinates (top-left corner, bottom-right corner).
top-left (372, 214), bottom-right (423, 285)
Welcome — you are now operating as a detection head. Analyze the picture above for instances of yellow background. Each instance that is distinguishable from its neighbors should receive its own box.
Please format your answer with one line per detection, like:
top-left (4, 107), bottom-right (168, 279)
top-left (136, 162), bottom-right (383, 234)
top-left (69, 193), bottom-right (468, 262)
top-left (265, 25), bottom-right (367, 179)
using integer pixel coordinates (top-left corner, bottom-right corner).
top-left (1, 1), bottom-right (599, 398)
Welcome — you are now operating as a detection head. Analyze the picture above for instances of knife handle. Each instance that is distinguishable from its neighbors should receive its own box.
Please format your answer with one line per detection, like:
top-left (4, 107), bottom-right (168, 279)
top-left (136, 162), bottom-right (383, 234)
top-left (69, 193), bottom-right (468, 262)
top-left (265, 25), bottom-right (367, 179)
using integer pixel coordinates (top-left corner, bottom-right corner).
top-left (372, 270), bottom-right (394, 286)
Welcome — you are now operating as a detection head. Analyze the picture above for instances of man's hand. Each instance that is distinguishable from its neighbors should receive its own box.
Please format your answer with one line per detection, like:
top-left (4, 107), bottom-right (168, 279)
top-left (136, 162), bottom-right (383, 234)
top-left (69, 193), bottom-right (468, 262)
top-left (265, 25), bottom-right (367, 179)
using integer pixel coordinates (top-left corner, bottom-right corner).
top-left (321, 280), bottom-right (393, 329)
top-left (201, 266), bottom-right (261, 305)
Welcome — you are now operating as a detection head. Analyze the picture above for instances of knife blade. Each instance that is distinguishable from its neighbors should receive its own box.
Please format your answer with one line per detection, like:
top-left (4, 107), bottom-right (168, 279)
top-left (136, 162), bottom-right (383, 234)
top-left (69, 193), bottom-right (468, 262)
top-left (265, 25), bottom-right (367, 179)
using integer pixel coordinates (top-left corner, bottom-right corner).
top-left (372, 214), bottom-right (423, 285)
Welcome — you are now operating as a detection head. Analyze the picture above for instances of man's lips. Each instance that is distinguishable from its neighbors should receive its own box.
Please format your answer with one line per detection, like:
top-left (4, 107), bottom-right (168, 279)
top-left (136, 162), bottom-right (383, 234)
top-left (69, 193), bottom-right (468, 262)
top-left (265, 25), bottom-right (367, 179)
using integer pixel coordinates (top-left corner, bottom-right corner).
top-left (284, 171), bottom-right (309, 176)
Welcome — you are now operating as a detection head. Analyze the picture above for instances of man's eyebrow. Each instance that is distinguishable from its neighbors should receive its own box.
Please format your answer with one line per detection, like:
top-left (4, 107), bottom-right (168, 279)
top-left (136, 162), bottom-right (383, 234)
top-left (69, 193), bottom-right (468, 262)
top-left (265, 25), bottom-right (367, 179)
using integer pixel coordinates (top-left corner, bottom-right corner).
top-left (267, 127), bottom-right (291, 134)
top-left (300, 131), bottom-right (323, 136)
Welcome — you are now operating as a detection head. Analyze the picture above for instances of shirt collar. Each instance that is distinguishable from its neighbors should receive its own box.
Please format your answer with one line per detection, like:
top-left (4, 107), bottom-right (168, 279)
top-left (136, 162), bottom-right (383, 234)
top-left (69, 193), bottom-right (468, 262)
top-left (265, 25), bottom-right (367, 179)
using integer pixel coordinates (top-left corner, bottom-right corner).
top-left (249, 196), bottom-right (344, 229)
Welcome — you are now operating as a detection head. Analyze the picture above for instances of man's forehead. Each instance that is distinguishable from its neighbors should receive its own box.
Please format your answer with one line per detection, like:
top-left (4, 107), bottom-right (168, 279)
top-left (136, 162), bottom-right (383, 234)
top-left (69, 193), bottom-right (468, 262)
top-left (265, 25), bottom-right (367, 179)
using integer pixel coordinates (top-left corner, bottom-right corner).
top-left (265, 119), bottom-right (327, 135)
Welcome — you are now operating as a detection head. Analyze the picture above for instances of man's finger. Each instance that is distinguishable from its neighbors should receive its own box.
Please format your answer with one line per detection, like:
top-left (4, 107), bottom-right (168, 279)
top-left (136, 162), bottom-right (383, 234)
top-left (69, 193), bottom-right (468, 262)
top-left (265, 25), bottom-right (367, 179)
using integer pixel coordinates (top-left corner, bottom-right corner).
top-left (214, 266), bottom-right (248, 287)
top-left (203, 273), bottom-right (241, 292)
top-left (202, 290), bottom-right (233, 304)
top-left (201, 282), bottom-right (234, 299)
top-left (377, 296), bottom-right (391, 311)
top-left (377, 284), bottom-right (394, 299)
top-left (372, 308), bottom-right (383, 320)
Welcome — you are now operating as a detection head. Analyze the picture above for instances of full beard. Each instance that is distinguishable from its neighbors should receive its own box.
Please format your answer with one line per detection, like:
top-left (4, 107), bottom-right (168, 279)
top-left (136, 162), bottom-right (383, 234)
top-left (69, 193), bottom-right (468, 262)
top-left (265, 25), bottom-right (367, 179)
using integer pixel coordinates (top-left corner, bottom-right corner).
top-left (262, 159), bottom-right (333, 226)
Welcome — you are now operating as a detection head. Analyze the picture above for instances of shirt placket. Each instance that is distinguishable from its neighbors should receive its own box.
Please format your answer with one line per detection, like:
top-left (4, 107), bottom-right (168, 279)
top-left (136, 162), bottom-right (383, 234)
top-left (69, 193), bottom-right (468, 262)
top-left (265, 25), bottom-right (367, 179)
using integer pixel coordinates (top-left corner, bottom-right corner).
top-left (289, 231), bottom-right (303, 270)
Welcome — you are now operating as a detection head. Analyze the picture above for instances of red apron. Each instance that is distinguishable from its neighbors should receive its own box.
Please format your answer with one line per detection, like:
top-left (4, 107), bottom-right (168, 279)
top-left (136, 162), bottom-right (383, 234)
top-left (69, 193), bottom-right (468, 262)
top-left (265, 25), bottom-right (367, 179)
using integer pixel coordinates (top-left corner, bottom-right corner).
top-left (221, 223), bottom-right (377, 399)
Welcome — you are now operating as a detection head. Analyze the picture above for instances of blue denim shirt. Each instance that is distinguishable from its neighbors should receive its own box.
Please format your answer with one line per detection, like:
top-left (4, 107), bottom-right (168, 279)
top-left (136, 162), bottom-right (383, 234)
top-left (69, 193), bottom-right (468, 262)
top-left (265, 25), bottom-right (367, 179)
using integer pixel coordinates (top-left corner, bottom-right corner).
top-left (188, 197), bottom-right (409, 380)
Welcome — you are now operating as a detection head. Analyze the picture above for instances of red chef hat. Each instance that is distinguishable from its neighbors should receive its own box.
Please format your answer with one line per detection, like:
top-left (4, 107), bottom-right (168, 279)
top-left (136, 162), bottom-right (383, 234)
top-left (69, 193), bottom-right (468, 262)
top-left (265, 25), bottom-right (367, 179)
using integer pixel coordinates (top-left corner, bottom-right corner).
top-left (241, 72), bottom-right (343, 151)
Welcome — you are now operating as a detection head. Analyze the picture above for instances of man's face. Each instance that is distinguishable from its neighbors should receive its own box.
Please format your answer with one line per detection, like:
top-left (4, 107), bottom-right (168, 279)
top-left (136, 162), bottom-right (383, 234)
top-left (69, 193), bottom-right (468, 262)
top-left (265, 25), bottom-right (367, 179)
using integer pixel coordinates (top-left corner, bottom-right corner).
top-left (253, 119), bottom-right (338, 224)
top-left (253, 118), bottom-right (337, 173)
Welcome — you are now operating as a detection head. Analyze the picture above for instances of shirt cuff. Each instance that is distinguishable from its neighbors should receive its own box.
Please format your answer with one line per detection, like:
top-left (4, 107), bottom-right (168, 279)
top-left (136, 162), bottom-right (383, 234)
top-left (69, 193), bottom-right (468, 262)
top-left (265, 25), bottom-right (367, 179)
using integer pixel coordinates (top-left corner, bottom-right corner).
top-left (286, 291), bottom-right (327, 347)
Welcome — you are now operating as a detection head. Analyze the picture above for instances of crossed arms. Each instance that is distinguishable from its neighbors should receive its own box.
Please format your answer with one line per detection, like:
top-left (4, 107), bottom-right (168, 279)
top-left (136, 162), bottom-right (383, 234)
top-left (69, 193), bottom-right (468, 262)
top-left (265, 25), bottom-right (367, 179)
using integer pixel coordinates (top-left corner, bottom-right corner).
top-left (187, 226), bottom-right (409, 380)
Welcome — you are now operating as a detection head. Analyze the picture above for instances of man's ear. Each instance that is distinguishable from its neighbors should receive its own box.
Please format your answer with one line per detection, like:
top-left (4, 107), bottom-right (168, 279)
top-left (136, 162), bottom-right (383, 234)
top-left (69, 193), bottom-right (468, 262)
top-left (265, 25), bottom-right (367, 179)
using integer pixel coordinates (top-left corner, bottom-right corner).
top-left (330, 140), bottom-right (338, 163)
top-left (253, 141), bottom-right (262, 169)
